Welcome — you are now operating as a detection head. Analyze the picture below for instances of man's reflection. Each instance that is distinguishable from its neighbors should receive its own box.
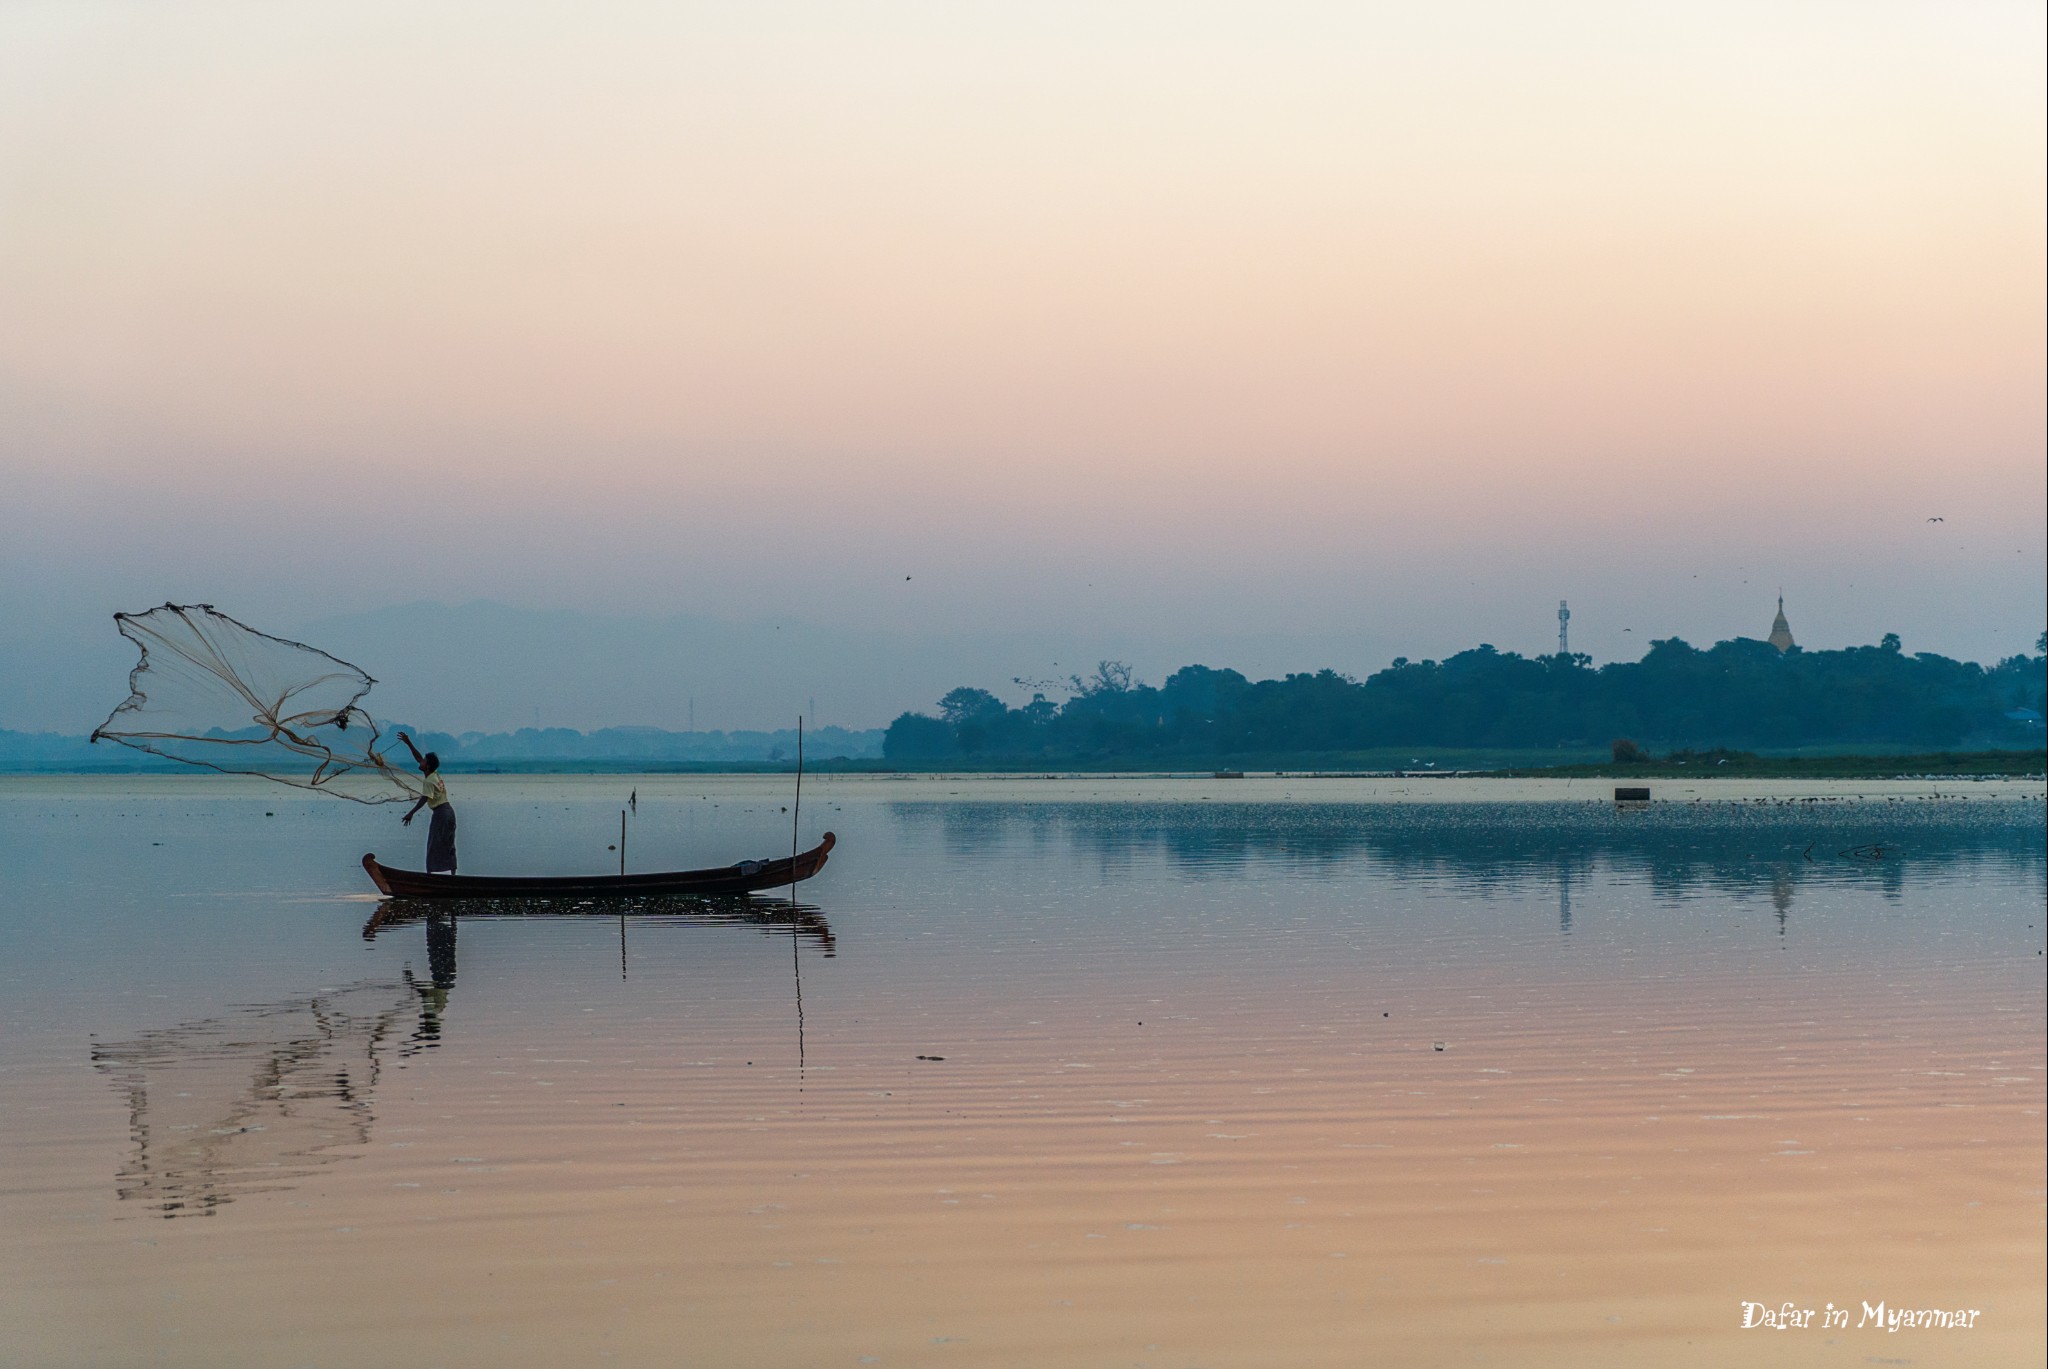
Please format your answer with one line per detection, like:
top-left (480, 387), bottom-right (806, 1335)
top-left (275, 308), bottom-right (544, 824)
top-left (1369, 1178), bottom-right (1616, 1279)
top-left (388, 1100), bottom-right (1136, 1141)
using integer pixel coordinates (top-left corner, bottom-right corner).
top-left (401, 912), bottom-right (458, 1055)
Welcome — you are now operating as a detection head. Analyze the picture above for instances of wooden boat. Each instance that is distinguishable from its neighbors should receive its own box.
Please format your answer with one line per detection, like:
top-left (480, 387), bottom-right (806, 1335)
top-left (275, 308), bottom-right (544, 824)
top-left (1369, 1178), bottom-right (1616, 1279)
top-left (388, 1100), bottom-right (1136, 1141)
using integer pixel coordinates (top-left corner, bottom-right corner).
top-left (361, 832), bottom-right (835, 900)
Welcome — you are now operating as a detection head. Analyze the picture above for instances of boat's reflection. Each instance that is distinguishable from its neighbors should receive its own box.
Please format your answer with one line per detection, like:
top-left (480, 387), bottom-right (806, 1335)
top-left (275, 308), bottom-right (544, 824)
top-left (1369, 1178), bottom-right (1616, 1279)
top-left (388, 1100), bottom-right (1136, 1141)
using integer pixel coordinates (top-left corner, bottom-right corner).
top-left (93, 894), bottom-right (834, 1219)
top-left (362, 893), bottom-right (836, 955)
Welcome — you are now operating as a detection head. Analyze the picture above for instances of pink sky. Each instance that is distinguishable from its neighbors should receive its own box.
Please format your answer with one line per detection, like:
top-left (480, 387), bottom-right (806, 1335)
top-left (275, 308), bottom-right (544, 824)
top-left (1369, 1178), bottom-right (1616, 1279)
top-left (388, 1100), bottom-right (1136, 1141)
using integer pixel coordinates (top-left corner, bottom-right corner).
top-left (1, 2), bottom-right (2042, 726)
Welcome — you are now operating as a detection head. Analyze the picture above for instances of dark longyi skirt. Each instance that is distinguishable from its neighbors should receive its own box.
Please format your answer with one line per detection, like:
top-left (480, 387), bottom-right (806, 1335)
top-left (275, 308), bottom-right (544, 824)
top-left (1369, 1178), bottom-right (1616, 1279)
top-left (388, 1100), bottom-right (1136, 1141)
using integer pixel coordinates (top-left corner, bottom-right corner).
top-left (426, 803), bottom-right (457, 873)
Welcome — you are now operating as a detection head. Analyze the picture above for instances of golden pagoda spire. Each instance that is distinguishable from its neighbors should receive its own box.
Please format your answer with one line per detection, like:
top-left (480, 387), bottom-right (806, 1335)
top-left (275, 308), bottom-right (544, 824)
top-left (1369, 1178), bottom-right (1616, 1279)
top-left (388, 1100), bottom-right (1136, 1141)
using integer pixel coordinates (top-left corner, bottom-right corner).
top-left (1767, 592), bottom-right (1794, 653)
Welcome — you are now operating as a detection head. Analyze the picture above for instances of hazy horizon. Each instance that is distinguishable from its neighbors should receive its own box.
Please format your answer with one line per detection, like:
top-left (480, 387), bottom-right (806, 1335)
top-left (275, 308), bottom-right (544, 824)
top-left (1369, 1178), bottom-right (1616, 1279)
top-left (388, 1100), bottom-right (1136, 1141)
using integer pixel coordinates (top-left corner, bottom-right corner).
top-left (3, 594), bottom-right (2039, 738)
top-left (3, 3), bottom-right (2042, 732)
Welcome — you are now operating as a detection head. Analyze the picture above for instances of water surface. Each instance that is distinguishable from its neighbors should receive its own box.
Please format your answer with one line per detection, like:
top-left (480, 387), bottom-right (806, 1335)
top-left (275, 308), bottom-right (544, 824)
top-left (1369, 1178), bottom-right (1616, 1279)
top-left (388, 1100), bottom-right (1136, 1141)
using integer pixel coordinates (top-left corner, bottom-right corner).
top-left (2, 776), bottom-right (2042, 1367)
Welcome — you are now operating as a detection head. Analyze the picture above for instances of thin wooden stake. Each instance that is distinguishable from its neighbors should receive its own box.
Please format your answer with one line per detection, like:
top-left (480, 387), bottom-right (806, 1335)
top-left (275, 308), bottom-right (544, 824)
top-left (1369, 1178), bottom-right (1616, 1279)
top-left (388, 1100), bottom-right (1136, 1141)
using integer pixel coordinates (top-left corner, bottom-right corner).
top-left (618, 808), bottom-right (629, 976)
top-left (788, 717), bottom-right (803, 904)
top-left (790, 714), bottom-right (806, 1079)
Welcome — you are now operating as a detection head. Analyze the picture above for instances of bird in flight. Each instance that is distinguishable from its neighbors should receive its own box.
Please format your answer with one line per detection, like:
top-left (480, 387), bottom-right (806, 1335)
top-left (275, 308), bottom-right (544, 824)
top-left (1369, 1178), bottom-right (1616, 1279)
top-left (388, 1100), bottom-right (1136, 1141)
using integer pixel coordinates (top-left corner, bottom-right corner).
top-left (1927, 516), bottom-right (1944, 522)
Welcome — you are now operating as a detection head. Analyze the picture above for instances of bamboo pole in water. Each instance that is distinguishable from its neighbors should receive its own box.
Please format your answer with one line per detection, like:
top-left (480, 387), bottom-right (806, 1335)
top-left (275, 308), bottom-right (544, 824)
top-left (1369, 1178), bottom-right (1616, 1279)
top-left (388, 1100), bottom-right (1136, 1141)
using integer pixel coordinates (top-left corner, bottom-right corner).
top-left (790, 715), bottom-right (806, 1076)
top-left (788, 718), bottom-right (803, 902)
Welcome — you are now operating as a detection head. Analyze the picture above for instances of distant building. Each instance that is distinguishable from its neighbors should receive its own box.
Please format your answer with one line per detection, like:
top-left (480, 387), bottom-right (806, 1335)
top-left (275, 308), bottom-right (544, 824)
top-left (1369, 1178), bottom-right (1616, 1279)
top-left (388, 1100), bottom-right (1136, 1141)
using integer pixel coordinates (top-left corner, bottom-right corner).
top-left (1767, 595), bottom-right (1795, 653)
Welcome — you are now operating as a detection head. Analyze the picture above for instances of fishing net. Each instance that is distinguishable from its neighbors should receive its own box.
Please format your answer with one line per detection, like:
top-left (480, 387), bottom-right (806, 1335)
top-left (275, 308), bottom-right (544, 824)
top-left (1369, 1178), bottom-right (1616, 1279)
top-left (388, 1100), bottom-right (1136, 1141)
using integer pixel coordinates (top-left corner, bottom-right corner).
top-left (91, 603), bottom-right (426, 803)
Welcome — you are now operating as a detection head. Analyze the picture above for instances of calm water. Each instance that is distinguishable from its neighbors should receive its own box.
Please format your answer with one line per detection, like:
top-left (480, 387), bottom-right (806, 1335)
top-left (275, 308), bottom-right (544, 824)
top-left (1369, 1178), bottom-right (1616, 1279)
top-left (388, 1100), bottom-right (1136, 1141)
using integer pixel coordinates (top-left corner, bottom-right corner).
top-left (1, 775), bottom-right (2042, 1368)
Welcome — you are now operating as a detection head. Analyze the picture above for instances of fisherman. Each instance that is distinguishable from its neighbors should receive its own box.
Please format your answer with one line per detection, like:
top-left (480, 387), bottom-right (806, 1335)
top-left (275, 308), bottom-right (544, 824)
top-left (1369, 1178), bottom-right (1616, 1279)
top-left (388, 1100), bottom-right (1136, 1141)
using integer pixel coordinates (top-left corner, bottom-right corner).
top-left (397, 733), bottom-right (457, 873)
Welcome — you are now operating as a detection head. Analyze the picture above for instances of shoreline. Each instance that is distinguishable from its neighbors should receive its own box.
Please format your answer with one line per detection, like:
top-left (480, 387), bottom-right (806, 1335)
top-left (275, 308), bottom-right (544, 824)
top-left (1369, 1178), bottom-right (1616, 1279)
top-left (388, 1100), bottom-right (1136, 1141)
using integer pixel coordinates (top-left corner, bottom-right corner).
top-left (4, 771), bottom-right (2043, 804)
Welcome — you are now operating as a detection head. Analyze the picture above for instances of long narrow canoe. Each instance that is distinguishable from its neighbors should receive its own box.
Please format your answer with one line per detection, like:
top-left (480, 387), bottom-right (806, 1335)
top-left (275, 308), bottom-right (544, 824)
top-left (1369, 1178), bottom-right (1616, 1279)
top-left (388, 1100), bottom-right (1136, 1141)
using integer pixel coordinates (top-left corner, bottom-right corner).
top-left (362, 832), bottom-right (835, 900)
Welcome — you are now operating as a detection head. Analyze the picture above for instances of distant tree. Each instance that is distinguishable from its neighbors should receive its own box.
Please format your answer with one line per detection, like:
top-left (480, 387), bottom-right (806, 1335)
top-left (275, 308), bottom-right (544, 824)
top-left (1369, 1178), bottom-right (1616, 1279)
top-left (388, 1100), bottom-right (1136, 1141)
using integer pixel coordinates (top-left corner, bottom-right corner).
top-left (1611, 738), bottom-right (1648, 764)
top-left (1158, 665), bottom-right (1248, 719)
top-left (937, 687), bottom-right (1005, 726)
top-left (1881, 633), bottom-right (1902, 653)
top-left (1019, 692), bottom-right (1058, 727)
top-left (1069, 660), bottom-right (1138, 696)
top-left (882, 712), bottom-right (955, 759)
top-left (930, 687), bottom-right (1006, 754)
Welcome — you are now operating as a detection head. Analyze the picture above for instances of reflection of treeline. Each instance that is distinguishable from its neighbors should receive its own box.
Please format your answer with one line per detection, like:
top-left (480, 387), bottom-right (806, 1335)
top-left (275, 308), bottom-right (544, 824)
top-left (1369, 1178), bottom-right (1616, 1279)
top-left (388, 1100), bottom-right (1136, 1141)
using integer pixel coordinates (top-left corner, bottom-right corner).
top-left (885, 638), bottom-right (2048, 762)
top-left (889, 800), bottom-right (2047, 901)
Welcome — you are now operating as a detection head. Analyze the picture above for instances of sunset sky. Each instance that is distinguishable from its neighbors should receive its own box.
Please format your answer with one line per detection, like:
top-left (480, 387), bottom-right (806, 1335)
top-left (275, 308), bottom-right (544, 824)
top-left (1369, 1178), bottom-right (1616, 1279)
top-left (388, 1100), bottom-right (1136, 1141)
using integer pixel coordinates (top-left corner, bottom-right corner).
top-left (2, 2), bottom-right (2042, 730)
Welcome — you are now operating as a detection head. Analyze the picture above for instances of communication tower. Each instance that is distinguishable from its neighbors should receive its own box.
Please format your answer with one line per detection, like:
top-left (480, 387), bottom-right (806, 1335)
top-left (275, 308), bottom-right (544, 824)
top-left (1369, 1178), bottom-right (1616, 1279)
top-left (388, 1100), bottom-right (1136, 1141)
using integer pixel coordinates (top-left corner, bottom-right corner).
top-left (1557, 600), bottom-right (1570, 657)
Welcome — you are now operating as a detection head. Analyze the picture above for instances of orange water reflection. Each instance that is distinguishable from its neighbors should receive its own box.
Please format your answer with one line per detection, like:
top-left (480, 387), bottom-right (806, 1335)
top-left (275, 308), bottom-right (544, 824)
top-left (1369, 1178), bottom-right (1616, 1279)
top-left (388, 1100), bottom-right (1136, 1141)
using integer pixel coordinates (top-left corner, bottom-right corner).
top-left (3, 794), bottom-right (2041, 1367)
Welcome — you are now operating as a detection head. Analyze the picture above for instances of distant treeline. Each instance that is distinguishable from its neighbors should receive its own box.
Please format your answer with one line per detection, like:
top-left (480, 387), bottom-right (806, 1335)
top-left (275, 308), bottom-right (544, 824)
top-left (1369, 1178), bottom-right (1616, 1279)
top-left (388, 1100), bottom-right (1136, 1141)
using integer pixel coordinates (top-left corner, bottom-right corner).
top-left (407, 725), bottom-right (883, 765)
top-left (0, 724), bottom-right (885, 773)
top-left (884, 636), bottom-right (2048, 762)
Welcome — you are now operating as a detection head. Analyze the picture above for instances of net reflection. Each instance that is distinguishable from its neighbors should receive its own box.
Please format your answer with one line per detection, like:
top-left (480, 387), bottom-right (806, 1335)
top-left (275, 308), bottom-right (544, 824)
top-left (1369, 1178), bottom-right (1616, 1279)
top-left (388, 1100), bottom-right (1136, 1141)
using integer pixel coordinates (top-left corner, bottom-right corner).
top-left (93, 896), bottom-right (835, 1220)
top-left (90, 981), bottom-right (420, 1219)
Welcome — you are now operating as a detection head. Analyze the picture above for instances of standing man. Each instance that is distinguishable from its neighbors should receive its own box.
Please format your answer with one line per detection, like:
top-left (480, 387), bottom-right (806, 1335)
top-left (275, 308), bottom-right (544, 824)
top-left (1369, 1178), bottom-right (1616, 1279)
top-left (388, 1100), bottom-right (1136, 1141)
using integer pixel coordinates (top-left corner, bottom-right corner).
top-left (398, 733), bottom-right (457, 873)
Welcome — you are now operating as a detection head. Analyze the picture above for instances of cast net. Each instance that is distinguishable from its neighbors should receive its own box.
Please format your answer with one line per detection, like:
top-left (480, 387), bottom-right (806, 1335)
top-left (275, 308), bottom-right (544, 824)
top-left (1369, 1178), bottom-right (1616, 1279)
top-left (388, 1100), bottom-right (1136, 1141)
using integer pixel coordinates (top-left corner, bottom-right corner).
top-left (92, 604), bottom-right (426, 803)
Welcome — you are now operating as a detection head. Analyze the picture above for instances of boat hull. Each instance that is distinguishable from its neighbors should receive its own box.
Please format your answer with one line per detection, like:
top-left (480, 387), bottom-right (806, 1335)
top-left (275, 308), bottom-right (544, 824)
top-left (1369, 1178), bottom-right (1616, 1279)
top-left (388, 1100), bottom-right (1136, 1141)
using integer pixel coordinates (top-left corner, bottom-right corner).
top-left (361, 832), bottom-right (835, 899)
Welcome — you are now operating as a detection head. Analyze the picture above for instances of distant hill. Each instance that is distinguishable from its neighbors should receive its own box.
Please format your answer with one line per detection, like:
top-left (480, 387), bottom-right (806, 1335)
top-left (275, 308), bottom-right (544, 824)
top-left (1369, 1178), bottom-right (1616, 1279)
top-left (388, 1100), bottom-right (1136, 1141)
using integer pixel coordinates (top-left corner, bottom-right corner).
top-left (297, 601), bottom-right (926, 737)
top-left (0, 732), bottom-right (186, 773)
top-left (0, 725), bottom-right (882, 774)
top-left (2, 600), bottom-right (1036, 737)
top-left (0, 599), bottom-right (1420, 736)
top-left (421, 724), bottom-right (883, 765)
